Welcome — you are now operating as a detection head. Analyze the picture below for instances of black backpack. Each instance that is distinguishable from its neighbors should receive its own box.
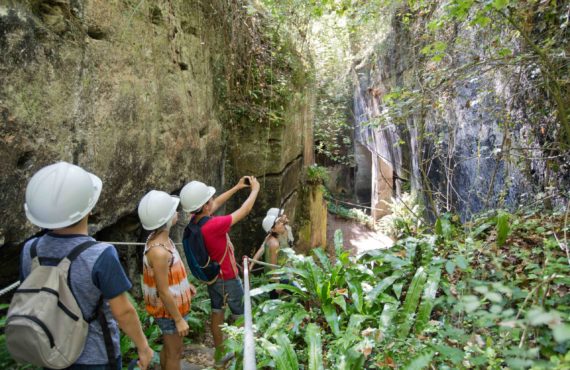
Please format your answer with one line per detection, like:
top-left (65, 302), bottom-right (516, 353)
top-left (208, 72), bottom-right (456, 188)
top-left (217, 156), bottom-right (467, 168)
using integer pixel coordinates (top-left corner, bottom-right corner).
top-left (182, 216), bottom-right (220, 283)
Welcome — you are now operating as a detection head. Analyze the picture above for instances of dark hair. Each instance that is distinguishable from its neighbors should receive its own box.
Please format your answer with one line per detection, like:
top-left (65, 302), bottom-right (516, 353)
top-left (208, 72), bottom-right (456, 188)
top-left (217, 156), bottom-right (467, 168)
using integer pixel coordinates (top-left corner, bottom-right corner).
top-left (147, 224), bottom-right (168, 242)
top-left (191, 196), bottom-right (214, 215)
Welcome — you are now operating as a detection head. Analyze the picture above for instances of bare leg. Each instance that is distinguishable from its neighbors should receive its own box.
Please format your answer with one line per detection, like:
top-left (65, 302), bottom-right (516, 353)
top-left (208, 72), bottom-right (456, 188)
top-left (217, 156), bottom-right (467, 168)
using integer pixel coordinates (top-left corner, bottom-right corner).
top-left (211, 311), bottom-right (225, 350)
top-left (162, 333), bottom-right (183, 370)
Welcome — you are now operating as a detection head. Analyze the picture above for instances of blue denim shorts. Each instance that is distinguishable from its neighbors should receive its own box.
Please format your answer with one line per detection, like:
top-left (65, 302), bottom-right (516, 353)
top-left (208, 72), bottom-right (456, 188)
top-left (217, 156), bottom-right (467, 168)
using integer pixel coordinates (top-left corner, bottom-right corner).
top-left (207, 278), bottom-right (244, 316)
top-left (155, 315), bottom-right (188, 335)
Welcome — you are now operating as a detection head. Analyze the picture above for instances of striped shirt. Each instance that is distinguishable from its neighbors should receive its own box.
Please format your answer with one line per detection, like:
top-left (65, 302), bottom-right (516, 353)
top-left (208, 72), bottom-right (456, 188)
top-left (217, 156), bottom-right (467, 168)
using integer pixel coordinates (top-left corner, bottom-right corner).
top-left (142, 239), bottom-right (192, 318)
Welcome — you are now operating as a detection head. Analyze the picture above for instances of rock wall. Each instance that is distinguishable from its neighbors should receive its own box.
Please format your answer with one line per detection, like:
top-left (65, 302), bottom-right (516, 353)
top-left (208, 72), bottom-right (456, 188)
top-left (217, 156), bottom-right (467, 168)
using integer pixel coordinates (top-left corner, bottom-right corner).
top-left (352, 5), bottom-right (569, 220)
top-left (296, 183), bottom-right (328, 254)
top-left (0, 0), bottom-right (312, 292)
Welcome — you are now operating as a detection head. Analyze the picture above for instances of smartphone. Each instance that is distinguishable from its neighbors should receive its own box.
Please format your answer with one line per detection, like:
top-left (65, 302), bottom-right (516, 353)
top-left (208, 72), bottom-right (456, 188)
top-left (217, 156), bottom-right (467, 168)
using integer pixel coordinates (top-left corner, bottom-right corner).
top-left (244, 177), bottom-right (250, 185)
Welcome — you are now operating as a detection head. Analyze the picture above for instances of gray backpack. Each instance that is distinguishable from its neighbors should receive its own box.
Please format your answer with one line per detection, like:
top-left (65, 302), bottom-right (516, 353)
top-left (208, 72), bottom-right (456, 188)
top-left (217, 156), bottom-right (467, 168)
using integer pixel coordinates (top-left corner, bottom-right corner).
top-left (6, 239), bottom-right (99, 369)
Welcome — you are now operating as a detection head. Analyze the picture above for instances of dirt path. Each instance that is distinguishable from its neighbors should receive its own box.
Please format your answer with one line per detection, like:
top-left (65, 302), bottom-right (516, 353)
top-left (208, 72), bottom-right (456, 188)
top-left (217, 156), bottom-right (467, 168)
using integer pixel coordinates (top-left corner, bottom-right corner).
top-left (326, 212), bottom-right (394, 256)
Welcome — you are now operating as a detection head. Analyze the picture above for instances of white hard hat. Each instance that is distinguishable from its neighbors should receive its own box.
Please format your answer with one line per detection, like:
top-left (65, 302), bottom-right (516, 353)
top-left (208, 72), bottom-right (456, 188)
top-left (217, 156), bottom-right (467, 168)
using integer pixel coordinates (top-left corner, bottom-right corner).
top-left (180, 181), bottom-right (216, 212)
top-left (138, 190), bottom-right (180, 230)
top-left (24, 161), bottom-right (102, 229)
top-left (262, 214), bottom-right (278, 233)
top-left (267, 208), bottom-right (284, 217)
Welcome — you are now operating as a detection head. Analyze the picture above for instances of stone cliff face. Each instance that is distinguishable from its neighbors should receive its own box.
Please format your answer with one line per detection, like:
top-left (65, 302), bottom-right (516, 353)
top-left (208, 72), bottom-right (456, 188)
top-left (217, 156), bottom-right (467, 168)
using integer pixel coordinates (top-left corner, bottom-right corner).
top-left (0, 0), bottom-right (312, 291)
top-left (352, 5), bottom-right (569, 221)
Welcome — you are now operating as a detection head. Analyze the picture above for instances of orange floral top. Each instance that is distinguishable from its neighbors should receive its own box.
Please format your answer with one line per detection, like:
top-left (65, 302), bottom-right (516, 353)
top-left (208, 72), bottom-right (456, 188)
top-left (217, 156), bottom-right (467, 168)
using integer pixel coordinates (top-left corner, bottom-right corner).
top-left (142, 239), bottom-right (192, 318)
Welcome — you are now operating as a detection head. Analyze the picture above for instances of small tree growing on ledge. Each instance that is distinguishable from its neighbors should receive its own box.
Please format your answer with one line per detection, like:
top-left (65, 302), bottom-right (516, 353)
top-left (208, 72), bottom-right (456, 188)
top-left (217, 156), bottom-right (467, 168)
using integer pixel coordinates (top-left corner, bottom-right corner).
top-left (306, 164), bottom-right (330, 185)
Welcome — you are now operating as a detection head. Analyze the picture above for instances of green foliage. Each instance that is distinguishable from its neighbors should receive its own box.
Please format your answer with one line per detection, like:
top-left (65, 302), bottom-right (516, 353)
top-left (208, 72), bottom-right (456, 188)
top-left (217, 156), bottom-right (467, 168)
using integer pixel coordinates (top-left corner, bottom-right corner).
top-left (397, 266), bottom-right (428, 339)
top-left (306, 164), bottom-right (330, 184)
top-left (327, 201), bottom-right (376, 230)
top-left (221, 204), bottom-right (569, 368)
top-left (495, 210), bottom-right (511, 246)
top-left (305, 323), bottom-right (324, 370)
top-left (377, 193), bottom-right (424, 238)
top-left (120, 284), bottom-right (210, 363)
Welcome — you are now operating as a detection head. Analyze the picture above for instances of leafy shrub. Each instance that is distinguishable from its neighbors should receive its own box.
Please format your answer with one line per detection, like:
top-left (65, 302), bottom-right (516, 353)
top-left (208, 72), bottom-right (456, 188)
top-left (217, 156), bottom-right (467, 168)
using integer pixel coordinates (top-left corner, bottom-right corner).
top-left (222, 205), bottom-right (570, 368)
top-left (120, 281), bottom-right (210, 364)
top-left (377, 193), bottom-right (424, 237)
top-left (306, 165), bottom-right (330, 185)
top-left (327, 202), bottom-right (376, 230)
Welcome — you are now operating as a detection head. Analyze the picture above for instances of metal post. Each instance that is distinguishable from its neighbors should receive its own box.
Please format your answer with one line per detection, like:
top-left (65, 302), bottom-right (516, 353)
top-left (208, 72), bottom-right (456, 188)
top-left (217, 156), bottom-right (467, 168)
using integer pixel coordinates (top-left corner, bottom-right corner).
top-left (242, 256), bottom-right (256, 370)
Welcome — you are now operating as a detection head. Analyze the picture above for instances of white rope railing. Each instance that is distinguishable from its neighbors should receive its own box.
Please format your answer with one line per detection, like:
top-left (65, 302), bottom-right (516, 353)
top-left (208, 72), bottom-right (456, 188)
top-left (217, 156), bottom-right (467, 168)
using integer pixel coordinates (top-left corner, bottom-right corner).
top-left (0, 281), bottom-right (20, 297)
top-left (0, 241), bottom-right (183, 297)
top-left (242, 256), bottom-right (256, 370)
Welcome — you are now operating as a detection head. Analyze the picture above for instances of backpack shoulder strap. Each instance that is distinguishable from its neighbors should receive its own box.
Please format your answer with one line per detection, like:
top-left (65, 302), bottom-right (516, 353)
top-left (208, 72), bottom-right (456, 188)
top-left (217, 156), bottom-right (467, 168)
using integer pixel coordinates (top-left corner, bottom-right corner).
top-left (197, 216), bottom-right (210, 227)
top-left (29, 237), bottom-right (65, 267)
top-left (66, 240), bottom-right (99, 262)
top-left (65, 241), bottom-right (117, 367)
top-left (29, 238), bottom-right (42, 270)
top-left (29, 238), bottom-right (41, 259)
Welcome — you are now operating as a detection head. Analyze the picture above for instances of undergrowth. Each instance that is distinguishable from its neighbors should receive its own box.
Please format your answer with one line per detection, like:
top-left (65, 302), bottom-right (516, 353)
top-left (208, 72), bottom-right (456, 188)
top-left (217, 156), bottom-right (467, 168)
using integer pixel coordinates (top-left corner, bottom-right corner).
top-left (222, 203), bottom-right (570, 369)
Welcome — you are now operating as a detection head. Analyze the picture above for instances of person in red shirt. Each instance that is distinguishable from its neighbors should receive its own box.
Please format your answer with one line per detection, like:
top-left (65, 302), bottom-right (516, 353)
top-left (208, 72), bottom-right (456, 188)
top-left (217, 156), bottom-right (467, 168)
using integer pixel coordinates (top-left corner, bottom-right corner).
top-left (180, 176), bottom-right (260, 364)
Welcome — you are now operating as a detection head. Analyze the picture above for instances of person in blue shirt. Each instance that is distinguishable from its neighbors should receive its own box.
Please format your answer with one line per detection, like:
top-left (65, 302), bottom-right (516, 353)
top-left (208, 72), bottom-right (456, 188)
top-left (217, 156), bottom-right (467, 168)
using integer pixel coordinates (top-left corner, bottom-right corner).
top-left (19, 161), bottom-right (154, 370)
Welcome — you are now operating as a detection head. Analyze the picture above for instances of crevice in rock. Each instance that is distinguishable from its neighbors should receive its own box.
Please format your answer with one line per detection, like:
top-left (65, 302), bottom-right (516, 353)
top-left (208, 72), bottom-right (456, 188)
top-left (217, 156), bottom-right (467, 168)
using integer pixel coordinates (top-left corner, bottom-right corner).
top-left (261, 154), bottom-right (303, 178)
top-left (199, 125), bottom-right (208, 138)
top-left (16, 151), bottom-right (34, 169)
top-left (86, 26), bottom-right (106, 40)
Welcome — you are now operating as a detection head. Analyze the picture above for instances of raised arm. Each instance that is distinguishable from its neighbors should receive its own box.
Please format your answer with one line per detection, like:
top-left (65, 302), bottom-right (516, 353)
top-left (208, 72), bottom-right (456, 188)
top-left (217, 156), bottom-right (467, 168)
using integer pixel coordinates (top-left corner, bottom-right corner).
top-left (249, 235), bottom-right (270, 270)
top-left (230, 176), bottom-right (260, 226)
top-left (211, 176), bottom-right (251, 213)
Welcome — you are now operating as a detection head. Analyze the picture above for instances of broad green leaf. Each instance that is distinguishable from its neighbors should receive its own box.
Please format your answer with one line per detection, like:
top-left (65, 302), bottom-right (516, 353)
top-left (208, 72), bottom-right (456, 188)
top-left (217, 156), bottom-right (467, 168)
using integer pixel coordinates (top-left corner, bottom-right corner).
top-left (398, 267), bottom-right (428, 338)
top-left (378, 302), bottom-right (399, 333)
top-left (434, 344), bottom-right (464, 364)
top-left (250, 283), bottom-right (306, 298)
top-left (484, 292), bottom-right (502, 303)
top-left (505, 358), bottom-right (535, 368)
top-left (393, 282), bottom-right (404, 298)
top-left (472, 222), bottom-right (492, 237)
top-left (462, 295), bottom-right (480, 313)
top-left (527, 308), bottom-right (561, 326)
top-left (333, 295), bottom-right (347, 313)
top-left (455, 255), bottom-right (468, 270)
top-left (496, 211), bottom-right (510, 246)
top-left (415, 266), bottom-right (442, 333)
top-left (553, 324), bottom-right (570, 343)
top-left (334, 229), bottom-right (344, 257)
top-left (276, 333), bottom-right (299, 368)
top-left (322, 303), bottom-right (341, 337)
top-left (445, 260), bottom-right (456, 275)
top-left (347, 279), bottom-right (363, 313)
top-left (404, 351), bottom-right (434, 370)
top-left (305, 324), bottom-right (324, 370)
top-left (313, 247), bottom-right (331, 272)
top-left (366, 274), bottom-right (401, 302)
top-left (320, 280), bottom-right (331, 304)
top-left (266, 334), bottom-right (299, 370)
top-left (435, 217), bottom-right (452, 240)
top-left (346, 315), bottom-right (367, 339)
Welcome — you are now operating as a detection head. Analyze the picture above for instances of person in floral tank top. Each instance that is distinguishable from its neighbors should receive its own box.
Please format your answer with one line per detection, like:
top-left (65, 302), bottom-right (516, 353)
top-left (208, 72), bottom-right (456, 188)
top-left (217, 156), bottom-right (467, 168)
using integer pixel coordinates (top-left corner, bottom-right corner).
top-left (138, 190), bottom-right (196, 370)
